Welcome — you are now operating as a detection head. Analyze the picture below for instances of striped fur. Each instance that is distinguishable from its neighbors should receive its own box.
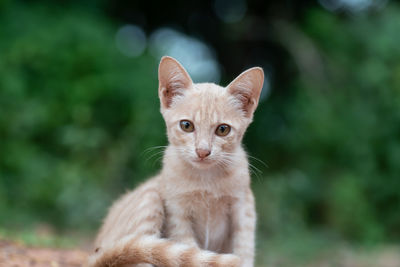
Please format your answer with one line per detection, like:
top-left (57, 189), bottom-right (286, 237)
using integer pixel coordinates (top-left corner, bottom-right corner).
top-left (88, 57), bottom-right (263, 267)
top-left (89, 236), bottom-right (241, 267)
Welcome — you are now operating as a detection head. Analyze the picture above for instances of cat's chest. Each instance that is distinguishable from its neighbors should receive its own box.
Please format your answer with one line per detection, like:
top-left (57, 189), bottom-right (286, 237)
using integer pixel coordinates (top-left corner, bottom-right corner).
top-left (178, 191), bottom-right (237, 251)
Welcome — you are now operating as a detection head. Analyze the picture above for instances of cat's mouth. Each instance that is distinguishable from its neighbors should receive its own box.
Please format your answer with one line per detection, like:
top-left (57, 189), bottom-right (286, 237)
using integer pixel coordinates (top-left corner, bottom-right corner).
top-left (193, 158), bottom-right (211, 164)
top-left (191, 157), bottom-right (213, 167)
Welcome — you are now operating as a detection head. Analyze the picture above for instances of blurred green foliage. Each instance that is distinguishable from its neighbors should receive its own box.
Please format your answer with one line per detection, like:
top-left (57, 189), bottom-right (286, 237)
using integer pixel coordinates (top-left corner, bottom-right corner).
top-left (251, 5), bottom-right (400, 243)
top-left (0, 4), bottom-right (165, 229)
top-left (1, 1), bottom-right (400, 245)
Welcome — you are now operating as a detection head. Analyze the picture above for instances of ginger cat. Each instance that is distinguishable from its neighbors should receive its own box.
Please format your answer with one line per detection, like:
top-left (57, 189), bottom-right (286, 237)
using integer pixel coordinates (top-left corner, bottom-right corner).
top-left (88, 56), bottom-right (264, 267)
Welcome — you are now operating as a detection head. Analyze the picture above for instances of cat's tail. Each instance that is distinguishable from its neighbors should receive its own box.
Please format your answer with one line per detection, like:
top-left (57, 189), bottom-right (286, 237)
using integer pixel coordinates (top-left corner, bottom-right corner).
top-left (87, 235), bottom-right (241, 267)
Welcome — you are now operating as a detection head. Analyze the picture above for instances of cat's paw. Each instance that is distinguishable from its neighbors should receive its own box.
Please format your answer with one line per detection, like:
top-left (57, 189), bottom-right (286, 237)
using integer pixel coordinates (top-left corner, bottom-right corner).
top-left (215, 253), bottom-right (241, 267)
top-left (86, 254), bottom-right (98, 267)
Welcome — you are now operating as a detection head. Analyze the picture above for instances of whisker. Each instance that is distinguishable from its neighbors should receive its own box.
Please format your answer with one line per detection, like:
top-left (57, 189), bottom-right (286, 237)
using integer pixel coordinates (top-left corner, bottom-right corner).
top-left (140, 146), bottom-right (168, 157)
top-left (247, 155), bottom-right (269, 168)
top-left (248, 162), bottom-right (262, 174)
top-left (152, 155), bottom-right (165, 168)
top-left (248, 163), bottom-right (263, 183)
top-left (145, 150), bottom-right (166, 162)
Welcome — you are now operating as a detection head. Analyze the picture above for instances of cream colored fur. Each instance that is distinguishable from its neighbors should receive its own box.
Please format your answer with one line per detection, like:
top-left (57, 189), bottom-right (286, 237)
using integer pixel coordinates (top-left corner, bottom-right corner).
top-left (87, 56), bottom-right (264, 267)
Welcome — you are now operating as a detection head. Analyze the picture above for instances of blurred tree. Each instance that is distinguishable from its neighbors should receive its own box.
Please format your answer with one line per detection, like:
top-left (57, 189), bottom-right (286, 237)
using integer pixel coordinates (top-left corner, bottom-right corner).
top-left (0, 3), bottom-right (165, 229)
top-left (252, 5), bottom-right (400, 242)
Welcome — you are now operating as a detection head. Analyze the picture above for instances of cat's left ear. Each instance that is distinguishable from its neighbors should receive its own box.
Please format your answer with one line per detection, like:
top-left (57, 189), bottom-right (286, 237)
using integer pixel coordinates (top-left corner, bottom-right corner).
top-left (227, 67), bottom-right (264, 118)
top-left (158, 56), bottom-right (193, 109)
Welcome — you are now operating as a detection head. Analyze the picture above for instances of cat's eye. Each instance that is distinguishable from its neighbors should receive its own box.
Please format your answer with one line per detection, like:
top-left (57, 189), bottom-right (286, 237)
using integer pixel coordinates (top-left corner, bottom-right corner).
top-left (215, 124), bottom-right (231, 136)
top-left (180, 120), bottom-right (194, 132)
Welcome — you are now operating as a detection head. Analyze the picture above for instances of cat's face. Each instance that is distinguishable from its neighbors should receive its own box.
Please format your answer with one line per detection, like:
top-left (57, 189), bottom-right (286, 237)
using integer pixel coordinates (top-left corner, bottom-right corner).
top-left (158, 56), bottom-right (263, 170)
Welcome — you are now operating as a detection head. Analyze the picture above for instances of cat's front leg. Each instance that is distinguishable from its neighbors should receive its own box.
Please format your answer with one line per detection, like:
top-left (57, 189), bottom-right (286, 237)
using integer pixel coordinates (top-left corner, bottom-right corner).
top-left (165, 202), bottom-right (199, 247)
top-left (231, 189), bottom-right (256, 267)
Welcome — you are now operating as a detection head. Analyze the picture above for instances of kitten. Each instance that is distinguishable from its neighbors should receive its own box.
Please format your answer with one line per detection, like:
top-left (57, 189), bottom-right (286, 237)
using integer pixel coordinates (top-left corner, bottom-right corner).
top-left (87, 56), bottom-right (264, 267)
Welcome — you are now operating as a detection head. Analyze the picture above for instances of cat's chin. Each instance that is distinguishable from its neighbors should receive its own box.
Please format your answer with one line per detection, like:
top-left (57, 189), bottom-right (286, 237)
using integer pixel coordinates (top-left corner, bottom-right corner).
top-left (189, 159), bottom-right (215, 169)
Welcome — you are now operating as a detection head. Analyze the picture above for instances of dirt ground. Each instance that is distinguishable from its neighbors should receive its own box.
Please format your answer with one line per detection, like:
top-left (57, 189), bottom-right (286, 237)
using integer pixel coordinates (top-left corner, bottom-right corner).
top-left (0, 239), bottom-right (88, 267)
top-left (1, 238), bottom-right (400, 267)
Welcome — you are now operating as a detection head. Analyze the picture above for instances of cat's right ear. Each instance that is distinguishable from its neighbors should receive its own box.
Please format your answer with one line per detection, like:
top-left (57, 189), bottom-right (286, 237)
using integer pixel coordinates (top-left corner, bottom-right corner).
top-left (158, 56), bottom-right (193, 109)
top-left (227, 67), bottom-right (264, 118)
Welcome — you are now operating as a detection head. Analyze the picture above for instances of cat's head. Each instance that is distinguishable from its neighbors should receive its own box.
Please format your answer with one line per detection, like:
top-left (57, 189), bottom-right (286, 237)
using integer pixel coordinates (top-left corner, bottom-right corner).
top-left (158, 56), bottom-right (263, 170)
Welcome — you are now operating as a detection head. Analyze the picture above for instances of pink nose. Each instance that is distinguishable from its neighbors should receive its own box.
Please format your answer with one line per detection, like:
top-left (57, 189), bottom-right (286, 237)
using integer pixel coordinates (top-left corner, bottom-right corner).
top-left (196, 148), bottom-right (211, 159)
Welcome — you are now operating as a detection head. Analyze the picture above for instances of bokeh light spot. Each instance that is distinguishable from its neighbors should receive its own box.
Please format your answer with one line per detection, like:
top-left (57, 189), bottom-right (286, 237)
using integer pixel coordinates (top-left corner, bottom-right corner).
top-left (214, 0), bottom-right (247, 23)
top-left (259, 71), bottom-right (271, 102)
top-left (319, 0), bottom-right (388, 12)
top-left (149, 28), bottom-right (220, 83)
top-left (116, 24), bottom-right (147, 57)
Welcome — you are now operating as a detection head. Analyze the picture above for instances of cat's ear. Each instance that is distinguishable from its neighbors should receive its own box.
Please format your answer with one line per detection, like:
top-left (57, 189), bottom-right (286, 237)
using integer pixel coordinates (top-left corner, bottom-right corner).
top-left (158, 56), bottom-right (193, 109)
top-left (227, 67), bottom-right (264, 118)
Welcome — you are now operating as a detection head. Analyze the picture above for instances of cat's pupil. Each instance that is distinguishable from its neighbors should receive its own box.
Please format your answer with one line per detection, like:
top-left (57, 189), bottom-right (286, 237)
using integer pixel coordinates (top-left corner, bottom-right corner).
top-left (216, 124), bottom-right (231, 136)
top-left (180, 120), bottom-right (194, 132)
